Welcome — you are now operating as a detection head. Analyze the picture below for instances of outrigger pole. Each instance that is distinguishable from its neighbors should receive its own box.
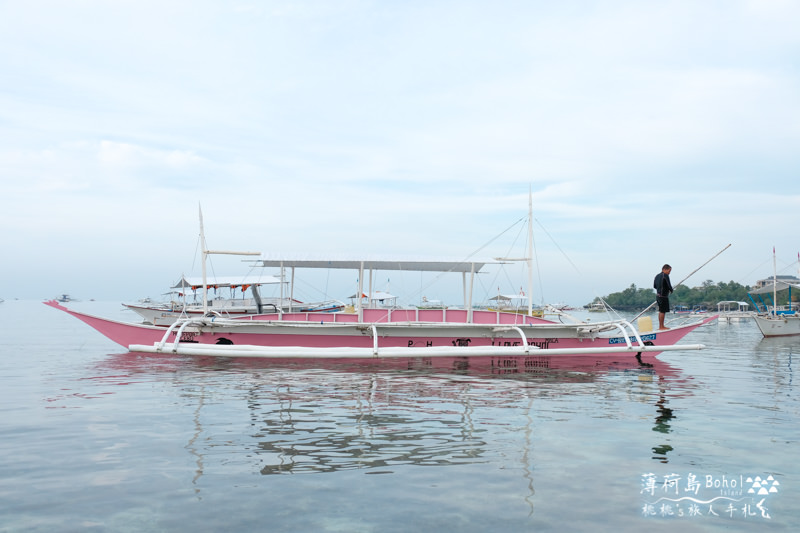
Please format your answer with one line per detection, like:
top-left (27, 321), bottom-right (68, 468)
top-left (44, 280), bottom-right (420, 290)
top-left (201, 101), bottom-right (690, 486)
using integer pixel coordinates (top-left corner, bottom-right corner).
top-left (130, 342), bottom-right (706, 359)
top-left (632, 243), bottom-right (732, 322)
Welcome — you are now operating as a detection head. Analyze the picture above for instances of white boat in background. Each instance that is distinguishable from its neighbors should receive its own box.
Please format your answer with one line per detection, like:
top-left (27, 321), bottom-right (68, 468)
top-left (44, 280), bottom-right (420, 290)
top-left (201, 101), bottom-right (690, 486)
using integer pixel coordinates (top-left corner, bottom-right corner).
top-left (750, 249), bottom-right (800, 337)
top-left (716, 301), bottom-right (753, 322)
top-left (486, 293), bottom-right (543, 317)
top-left (754, 312), bottom-right (800, 337)
top-left (346, 290), bottom-right (398, 309)
top-left (415, 296), bottom-right (447, 310)
top-left (124, 274), bottom-right (281, 326)
top-left (124, 274), bottom-right (346, 326)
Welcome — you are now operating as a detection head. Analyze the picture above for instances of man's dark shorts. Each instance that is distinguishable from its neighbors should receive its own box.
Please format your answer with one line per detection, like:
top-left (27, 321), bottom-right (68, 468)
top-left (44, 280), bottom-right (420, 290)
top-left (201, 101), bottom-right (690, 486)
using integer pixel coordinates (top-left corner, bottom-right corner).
top-left (657, 296), bottom-right (670, 313)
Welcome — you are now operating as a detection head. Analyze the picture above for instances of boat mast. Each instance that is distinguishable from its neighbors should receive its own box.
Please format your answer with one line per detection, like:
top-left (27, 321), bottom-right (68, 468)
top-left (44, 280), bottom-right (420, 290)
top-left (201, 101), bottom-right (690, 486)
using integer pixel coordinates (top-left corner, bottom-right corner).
top-left (200, 206), bottom-right (209, 314)
top-left (527, 189), bottom-right (534, 317)
top-left (358, 261), bottom-right (365, 321)
top-left (493, 188), bottom-right (536, 318)
top-left (198, 205), bottom-right (261, 315)
top-left (772, 246), bottom-right (777, 316)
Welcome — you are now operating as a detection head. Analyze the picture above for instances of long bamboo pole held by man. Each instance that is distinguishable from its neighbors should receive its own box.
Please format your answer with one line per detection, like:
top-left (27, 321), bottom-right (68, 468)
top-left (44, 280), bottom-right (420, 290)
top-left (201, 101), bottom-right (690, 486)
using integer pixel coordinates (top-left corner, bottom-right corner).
top-left (632, 244), bottom-right (732, 323)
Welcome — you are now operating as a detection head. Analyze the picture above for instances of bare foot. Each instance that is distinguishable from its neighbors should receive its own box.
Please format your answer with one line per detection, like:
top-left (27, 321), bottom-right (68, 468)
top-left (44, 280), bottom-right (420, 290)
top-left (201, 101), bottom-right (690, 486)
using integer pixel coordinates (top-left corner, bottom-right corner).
top-left (658, 327), bottom-right (669, 330)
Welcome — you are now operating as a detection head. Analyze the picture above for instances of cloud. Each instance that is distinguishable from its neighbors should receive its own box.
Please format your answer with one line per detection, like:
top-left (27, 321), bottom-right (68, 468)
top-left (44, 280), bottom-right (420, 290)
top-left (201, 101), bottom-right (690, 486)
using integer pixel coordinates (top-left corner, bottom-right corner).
top-left (1, 1), bottom-right (799, 303)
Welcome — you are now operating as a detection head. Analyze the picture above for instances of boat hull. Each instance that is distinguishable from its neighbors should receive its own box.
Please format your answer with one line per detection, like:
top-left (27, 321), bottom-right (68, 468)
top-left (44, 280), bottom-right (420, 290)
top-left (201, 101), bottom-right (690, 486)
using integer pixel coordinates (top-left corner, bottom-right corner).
top-left (45, 300), bottom-right (714, 361)
top-left (753, 314), bottom-right (800, 337)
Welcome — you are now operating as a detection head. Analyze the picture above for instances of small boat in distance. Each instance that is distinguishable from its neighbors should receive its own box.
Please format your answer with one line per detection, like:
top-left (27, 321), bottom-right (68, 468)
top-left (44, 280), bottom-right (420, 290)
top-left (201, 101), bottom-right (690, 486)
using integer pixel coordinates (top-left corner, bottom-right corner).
top-left (750, 248), bottom-right (800, 337)
top-left (716, 301), bottom-right (753, 322)
top-left (124, 274), bottom-right (286, 326)
top-left (487, 294), bottom-right (544, 317)
top-left (415, 296), bottom-right (447, 310)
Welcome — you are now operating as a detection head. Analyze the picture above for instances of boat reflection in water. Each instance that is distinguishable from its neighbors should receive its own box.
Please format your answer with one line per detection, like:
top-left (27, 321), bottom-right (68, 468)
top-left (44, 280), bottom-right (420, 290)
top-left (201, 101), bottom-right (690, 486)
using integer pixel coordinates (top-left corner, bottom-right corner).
top-left (93, 351), bottom-right (693, 515)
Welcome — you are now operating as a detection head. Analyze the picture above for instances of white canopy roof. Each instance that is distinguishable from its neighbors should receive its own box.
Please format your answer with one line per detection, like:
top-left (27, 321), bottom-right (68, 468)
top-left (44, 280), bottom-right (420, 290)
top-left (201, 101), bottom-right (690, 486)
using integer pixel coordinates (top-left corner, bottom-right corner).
top-left (251, 253), bottom-right (494, 273)
top-left (748, 281), bottom-right (800, 295)
top-left (172, 274), bottom-right (283, 289)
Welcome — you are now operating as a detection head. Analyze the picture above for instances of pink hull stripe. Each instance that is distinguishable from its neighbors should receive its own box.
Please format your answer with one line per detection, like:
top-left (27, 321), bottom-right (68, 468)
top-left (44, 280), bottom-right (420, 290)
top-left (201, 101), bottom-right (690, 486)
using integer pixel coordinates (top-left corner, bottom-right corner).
top-left (43, 300), bottom-right (715, 359)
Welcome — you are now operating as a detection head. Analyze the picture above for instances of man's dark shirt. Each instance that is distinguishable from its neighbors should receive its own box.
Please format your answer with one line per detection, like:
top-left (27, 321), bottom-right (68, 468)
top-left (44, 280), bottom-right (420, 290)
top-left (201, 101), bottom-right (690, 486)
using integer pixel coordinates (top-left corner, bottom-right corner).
top-left (654, 272), bottom-right (673, 297)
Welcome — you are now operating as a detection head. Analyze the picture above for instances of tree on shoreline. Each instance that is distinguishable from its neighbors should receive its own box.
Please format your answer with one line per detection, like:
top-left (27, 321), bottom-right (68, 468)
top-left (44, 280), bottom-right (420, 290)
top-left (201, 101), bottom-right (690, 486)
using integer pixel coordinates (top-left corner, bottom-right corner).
top-left (588, 280), bottom-right (758, 311)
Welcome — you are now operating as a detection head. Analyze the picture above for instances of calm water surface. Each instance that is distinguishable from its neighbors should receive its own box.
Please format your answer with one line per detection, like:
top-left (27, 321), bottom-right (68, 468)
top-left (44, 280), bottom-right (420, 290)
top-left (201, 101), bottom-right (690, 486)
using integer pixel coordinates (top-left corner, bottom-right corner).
top-left (0, 301), bottom-right (797, 532)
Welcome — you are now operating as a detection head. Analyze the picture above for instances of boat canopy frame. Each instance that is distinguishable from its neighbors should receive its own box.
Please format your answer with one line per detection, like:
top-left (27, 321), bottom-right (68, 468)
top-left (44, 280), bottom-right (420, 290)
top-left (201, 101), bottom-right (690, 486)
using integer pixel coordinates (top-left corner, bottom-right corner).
top-left (248, 255), bottom-right (499, 322)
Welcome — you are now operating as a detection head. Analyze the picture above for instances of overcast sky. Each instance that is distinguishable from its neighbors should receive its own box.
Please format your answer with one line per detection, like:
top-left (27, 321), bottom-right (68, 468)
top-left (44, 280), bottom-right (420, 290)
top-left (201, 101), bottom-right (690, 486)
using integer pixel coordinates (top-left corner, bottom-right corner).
top-left (2, 0), bottom-right (799, 307)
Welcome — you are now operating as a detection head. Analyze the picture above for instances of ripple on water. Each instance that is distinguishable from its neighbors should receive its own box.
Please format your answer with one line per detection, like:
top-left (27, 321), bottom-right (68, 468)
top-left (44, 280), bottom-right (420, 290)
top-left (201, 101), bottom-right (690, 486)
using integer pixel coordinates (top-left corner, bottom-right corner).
top-left (1, 303), bottom-right (798, 531)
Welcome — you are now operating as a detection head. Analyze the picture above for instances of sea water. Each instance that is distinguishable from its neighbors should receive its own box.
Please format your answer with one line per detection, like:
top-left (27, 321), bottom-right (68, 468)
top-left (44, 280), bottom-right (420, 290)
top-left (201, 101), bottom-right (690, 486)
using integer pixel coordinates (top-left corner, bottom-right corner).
top-left (0, 301), bottom-right (797, 532)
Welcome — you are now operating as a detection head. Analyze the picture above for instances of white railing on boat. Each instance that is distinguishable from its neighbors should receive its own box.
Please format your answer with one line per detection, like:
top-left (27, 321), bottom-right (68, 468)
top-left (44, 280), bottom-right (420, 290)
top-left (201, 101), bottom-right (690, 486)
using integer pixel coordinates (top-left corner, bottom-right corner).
top-left (231, 307), bottom-right (560, 325)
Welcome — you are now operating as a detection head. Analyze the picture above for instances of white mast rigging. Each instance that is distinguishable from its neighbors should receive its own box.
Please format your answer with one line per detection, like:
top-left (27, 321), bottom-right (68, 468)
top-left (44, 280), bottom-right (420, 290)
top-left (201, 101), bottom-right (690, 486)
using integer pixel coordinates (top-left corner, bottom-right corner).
top-left (198, 205), bottom-right (261, 314)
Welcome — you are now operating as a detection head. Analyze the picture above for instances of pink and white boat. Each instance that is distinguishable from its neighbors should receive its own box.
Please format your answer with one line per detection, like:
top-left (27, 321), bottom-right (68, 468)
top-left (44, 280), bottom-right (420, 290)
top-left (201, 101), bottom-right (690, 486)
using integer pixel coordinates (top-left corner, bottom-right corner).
top-left (44, 288), bottom-right (714, 363)
top-left (44, 203), bottom-right (714, 363)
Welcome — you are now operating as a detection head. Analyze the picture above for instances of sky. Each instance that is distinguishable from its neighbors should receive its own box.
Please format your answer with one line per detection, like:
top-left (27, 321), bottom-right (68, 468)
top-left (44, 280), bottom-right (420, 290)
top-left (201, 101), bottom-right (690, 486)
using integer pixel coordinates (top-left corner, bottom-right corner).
top-left (1, 0), bottom-right (799, 307)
